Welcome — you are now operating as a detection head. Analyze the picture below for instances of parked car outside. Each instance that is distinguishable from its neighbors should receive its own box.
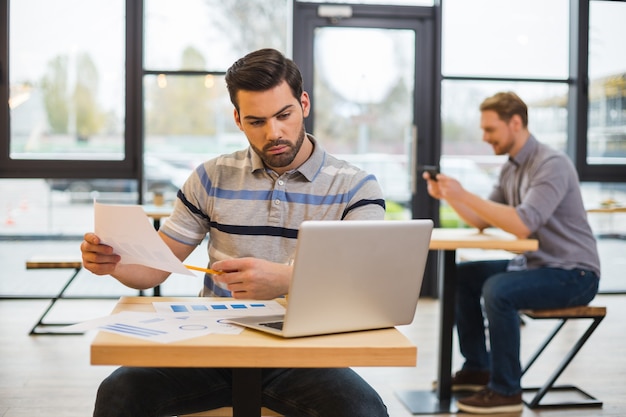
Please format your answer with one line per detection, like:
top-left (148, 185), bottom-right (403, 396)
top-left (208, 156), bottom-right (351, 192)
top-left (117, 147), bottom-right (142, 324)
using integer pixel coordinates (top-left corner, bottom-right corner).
top-left (47, 156), bottom-right (189, 203)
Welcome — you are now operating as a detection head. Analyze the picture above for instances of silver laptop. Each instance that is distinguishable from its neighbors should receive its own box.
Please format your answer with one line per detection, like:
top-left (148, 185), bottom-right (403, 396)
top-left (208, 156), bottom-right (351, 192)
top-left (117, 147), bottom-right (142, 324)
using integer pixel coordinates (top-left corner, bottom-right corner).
top-left (224, 219), bottom-right (433, 338)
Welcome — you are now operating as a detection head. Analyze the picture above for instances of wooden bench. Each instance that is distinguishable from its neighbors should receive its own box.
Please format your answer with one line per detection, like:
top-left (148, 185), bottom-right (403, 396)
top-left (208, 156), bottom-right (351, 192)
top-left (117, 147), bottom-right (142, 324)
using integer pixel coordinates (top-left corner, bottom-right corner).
top-left (180, 407), bottom-right (282, 416)
top-left (520, 305), bottom-right (607, 409)
top-left (25, 257), bottom-right (84, 335)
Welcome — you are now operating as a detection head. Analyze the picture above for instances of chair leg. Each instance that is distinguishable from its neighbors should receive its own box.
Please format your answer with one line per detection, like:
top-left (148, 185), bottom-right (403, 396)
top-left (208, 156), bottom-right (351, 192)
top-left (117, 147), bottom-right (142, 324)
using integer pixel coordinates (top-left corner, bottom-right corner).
top-left (29, 267), bottom-right (84, 335)
top-left (521, 319), bottom-right (567, 375)
top-left (523, 315), bottom-right (605, 408)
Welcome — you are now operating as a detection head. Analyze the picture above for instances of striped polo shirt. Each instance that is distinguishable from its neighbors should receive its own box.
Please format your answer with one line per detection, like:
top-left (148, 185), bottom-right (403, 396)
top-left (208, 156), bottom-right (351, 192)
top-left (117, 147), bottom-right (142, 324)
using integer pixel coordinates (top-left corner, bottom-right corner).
top-left (159, 135), bottom-right (386, 296)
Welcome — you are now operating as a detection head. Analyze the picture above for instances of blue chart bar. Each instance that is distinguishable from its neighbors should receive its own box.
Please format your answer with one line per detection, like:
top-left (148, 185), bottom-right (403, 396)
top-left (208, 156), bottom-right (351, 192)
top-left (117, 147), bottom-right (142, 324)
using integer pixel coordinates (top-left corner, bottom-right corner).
top-left (168, 302), bottom-right (269, 312)
top-left (101, 323), bottom-right (168, 337)
top-left (141, 317), bottom-right (165, 324)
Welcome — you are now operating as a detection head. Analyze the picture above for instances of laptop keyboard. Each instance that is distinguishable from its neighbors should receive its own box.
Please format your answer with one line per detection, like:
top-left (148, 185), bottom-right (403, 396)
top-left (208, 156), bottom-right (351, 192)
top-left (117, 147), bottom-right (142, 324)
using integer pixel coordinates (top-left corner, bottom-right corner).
top-left (260, 321), bottom-right (284, 330)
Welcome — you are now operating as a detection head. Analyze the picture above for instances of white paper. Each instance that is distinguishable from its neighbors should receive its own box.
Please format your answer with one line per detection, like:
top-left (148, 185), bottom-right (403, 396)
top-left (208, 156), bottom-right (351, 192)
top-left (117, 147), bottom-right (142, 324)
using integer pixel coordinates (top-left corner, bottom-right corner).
top-left (63, 311), bottom-right (243, 343)
top-left (94, 201), bottom-right (193, 276)
top-left (61, 301), bottom-right (285, 343)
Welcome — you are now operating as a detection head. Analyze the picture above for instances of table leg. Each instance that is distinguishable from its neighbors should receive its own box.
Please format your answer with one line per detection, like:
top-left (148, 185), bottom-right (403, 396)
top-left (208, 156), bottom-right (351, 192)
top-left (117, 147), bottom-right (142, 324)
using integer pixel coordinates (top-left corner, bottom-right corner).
top-left (232, 368), bottom-right (262, 417)
top-left (152, 217), bottom-right (162, 297)
top-left (396, 249), bottom-right (459, 414)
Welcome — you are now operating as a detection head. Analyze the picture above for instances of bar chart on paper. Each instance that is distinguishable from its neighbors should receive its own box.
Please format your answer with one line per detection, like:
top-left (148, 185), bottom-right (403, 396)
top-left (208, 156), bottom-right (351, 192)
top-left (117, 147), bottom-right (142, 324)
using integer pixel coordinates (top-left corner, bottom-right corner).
top-left (152, 300), bottom-right (285, 316)
top-left (62, 300), bottom-right (286, 343)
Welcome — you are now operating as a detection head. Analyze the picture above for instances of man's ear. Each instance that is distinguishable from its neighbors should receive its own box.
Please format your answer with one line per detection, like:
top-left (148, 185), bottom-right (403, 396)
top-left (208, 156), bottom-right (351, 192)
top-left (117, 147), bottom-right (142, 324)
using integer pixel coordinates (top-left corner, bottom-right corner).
top-left (233, 108), bottom-right (243, 131)
top-left (300, 91), bottom-right (311, 118)
top-left (510, 114), bottom-right (523, 131)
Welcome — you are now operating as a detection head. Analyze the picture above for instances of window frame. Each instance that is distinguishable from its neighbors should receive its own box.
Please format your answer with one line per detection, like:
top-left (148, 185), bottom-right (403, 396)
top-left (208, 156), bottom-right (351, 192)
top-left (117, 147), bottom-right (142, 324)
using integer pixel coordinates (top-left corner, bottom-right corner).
top-left (573, 0), bottom-right (626, 182)
top-left (0, 0), bottom-right (143, 185)
top-left (1, 0), bottom-right (624, 184)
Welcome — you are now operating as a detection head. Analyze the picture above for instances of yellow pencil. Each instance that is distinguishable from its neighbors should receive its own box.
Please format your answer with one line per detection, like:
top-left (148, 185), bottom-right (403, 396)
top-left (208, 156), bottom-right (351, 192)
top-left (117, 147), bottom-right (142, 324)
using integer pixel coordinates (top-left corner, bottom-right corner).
top-left (184, 264), bottom-right (224, 275)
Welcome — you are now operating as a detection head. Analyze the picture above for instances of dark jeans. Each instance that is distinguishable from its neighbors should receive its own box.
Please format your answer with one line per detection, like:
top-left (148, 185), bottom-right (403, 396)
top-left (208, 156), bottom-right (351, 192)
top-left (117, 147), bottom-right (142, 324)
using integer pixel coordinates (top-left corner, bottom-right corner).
top-left (93, 367), bottom-right (388, 417)
top-left (456, 260), bottom-right (599, 396)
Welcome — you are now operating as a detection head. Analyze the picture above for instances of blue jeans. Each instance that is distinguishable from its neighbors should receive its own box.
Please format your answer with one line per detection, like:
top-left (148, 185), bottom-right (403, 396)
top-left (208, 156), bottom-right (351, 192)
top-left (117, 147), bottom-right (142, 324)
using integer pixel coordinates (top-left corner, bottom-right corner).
top-left (455, 260), bottom-right (599, 396)
top-left (93, 367), bottom-right (388, 417)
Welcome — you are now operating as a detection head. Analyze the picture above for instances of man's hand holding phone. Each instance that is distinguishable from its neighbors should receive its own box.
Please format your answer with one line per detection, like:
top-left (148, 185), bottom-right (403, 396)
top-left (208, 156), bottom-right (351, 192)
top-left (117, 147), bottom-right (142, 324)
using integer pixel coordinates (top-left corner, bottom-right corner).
top-left (421, 165), bottom-right (440, 182)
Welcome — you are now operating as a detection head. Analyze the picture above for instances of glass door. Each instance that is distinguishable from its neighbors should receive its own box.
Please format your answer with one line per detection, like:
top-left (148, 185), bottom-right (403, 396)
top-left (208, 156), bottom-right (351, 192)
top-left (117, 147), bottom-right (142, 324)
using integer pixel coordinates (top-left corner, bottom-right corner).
top-left (312, 26), bottom-right (415, 218)
top-left (293, 2), bottom-right (439, 222)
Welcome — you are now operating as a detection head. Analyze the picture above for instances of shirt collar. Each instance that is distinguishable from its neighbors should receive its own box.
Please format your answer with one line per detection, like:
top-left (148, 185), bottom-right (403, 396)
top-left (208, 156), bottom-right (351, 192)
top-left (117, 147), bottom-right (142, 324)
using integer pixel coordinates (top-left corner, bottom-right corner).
top-left (295, 134), bottom-right (324, 181)
top-left (509, 134), bottom-right (538, 168)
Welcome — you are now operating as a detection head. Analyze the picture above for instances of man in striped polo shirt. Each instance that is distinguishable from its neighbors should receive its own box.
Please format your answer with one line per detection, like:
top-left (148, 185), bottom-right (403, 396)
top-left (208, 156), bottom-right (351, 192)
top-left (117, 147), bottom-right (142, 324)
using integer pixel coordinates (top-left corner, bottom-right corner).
top-left (81, 48), bottom-right (389, 417)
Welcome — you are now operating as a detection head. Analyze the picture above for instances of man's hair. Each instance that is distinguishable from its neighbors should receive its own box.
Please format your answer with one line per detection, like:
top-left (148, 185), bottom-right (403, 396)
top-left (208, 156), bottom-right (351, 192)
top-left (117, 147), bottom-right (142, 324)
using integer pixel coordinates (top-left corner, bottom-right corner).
top-left (225, 48), bottom-right (304, 111)
top-left (479, 91), bottom-right (528, 128)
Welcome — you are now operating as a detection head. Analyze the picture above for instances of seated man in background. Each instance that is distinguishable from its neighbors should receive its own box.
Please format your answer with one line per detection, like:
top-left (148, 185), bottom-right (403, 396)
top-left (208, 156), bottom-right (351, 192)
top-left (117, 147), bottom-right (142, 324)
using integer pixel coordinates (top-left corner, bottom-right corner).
top-left (424, 91), bottom-right (600, 414)
top-left (81, 48), bottom-right (389, 417)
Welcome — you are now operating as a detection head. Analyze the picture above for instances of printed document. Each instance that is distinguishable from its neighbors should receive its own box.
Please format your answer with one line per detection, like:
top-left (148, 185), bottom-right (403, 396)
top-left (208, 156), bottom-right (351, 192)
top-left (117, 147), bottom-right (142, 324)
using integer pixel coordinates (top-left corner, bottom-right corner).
top-left (63, 300), bottom-right (285, 343)
top-left (94, 202), bottom-right (193, 276)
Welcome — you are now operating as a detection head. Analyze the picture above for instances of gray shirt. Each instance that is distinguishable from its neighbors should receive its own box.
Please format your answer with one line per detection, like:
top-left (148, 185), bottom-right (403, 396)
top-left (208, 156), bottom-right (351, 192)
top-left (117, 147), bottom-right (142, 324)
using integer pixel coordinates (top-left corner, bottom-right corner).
top-left (490, 135), bottom-right (601, 277)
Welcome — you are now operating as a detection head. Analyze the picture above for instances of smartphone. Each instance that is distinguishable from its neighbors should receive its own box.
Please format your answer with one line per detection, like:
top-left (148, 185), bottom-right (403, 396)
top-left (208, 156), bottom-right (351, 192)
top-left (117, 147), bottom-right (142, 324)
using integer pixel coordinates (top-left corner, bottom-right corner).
top-left (421, 165), bottom-right (440, 181)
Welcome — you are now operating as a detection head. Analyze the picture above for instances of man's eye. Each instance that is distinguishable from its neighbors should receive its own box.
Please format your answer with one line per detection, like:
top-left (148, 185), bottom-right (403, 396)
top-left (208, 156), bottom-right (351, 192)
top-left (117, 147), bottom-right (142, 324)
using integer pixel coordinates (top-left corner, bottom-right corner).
top-left (277, 112), bottom-right (290, 120)
top-left (250, 120), bottom-right (264, 126)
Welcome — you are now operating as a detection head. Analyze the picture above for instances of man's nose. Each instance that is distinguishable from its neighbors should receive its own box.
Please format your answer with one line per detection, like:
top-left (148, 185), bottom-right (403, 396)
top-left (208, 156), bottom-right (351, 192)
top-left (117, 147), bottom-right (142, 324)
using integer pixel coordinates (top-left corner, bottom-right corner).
top-left (265, 118), bottom-right (281, 140)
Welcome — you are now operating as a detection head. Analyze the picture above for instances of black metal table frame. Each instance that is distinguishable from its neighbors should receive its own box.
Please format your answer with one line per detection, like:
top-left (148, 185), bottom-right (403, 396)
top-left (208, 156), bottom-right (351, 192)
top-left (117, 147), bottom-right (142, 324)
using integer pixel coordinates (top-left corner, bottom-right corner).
top-left (396, 249), bottom-right (460, 414)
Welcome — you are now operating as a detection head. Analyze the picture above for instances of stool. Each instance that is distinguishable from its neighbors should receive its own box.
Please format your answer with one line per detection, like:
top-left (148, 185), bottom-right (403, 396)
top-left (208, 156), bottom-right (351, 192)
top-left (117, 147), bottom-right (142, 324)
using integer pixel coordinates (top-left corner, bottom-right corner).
top-left (25, 257), bottom-right (84, 335)
top-left (520, 305), bottom-right (606, 409)
top-left (179, 407), bottom-right (282, 416)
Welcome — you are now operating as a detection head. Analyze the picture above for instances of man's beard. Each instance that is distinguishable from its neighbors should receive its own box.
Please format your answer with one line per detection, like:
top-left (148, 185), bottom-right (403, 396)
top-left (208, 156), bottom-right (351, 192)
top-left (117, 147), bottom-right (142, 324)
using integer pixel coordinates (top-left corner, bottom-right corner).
top-left (252, 123), bottom-right (306, 169)
top-left (492, 131), bottom-right (515, 156)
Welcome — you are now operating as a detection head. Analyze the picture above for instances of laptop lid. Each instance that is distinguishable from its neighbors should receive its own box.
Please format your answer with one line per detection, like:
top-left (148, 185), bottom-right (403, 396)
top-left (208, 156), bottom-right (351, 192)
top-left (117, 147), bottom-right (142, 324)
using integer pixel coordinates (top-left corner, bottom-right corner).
top-left (226, 219), bottom-right (433, 338)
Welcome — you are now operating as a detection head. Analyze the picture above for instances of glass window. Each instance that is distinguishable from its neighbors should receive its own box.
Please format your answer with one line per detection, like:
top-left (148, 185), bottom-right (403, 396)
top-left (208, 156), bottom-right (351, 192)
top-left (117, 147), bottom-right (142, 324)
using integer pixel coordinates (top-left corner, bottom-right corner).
top-left (442, 0), bottom-right (569, 79)
top-left (581, 182), bottom-right (626, 294)
top-left (144, 74), bottom-right (241, 155)
top-left (2, 0), bottom-right (291, 238)
top-left (441, 80), bottom-right (568, 155)
top-left (143, 0), bottom-right (290, 204)
top-left (296, 0), bottom-right (434, 5)
top-left (9, 0), bottom-right (125, 160)
top-left (144, 0), bottom-right (289, 71)
top-left (0, 178), bottom-right (93, 235)
top-left (587, 0), bottom-right (626, 166)
top-left (440, 80), bottom-right (568, 226)
top-left (143, 74), bottom-right (242, 205)
top-left (440, 1), bottom-right (571, 227)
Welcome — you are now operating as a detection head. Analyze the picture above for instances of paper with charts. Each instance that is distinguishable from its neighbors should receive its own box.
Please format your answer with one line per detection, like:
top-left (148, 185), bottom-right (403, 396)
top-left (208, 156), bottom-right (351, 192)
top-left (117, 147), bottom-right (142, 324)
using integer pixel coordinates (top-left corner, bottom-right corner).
top-left (94, 202), bottom-right (193, 276)
top-left (64, 300), bottom-right (286, 343)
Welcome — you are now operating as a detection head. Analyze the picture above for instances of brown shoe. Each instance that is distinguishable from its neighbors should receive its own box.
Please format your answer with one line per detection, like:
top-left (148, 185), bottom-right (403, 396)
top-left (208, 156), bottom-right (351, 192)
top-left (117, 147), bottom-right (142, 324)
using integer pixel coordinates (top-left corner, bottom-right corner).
top-left (452, 369), bottom-right (490, 392)
top-left (456, 388), bottom-right (523, 414)
top-left (433, 369), bottom-right (490, 392)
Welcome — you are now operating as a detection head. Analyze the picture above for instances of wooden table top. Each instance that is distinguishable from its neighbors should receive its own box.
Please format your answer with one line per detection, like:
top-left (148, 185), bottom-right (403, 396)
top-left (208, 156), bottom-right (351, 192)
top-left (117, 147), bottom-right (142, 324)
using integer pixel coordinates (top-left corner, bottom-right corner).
top-left (90, 297), bottom-right (417, 368)
top-left (142, 204), bottom-right (174, 220)
top-left (587, 206), bottom-right (626, 214)
top-left (429, 228), bottom-right (538, 252)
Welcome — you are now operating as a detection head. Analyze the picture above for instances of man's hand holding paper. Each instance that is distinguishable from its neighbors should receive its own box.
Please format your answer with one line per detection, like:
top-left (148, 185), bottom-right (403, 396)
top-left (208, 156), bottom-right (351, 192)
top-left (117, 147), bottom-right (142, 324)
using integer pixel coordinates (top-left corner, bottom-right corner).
top-left (93, 202), bottom-right (194, 276)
